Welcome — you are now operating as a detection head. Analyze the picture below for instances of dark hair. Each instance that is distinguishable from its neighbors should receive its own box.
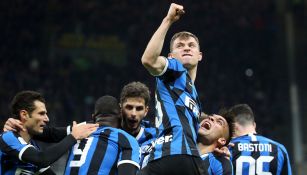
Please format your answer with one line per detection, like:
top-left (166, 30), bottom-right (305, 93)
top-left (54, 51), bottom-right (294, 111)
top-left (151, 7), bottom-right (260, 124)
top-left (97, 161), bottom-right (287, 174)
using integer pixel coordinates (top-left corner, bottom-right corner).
top-left (10, 90), bottom-right (45, 119)
top-left (224, 104), bottom-right (255, 140)
top-left (170, 31), bottom-right (200, 52)
top-left (226, 104), bottom-right (255, 126)
top-left (120, 82), bottom-right (150, 106)
top-left (93, 95), bottom-right (120, 126)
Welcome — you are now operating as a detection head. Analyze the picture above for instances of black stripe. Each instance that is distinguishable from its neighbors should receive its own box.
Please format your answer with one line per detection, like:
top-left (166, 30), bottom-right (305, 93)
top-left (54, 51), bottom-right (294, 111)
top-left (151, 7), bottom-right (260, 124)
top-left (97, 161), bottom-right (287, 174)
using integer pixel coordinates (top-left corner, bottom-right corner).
top-left (177, 105), bottom-right (198, 155)
top-left (118, 132), bottom-right (133, 160)
top-left (251, 140), bottom-right (260, 163)
top-left (202, 156), bottom-right (210, 172)
top-left (215, 156), bottom-right (232, 175)
top-left (269, 143), bottom-right (278, 173)
top-left (87, 129), bottom-right (111, 174)
top-left (70, 138), bottom-right (87, 174)
top-left (280, 146), bottom-right (289, 174)
top-left (231, 142), bottom-right (243, 173)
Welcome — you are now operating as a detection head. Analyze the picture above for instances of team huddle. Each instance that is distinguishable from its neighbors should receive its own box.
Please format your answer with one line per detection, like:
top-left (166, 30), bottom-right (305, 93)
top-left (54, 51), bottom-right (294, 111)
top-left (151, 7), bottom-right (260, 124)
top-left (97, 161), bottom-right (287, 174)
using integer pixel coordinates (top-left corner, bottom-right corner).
top-left (0, 3), bottom-right (292, 175)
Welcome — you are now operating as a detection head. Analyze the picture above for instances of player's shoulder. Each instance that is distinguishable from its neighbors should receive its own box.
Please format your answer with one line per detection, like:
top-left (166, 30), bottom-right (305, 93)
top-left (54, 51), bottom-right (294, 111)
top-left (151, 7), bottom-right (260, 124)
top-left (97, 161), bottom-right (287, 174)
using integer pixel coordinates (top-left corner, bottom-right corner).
top-left (141, 121), bottom-right (158, 131)
top-left (0, 131), bottom-right (18, 141)
top-left (256, 134), bottom-right (289, 152)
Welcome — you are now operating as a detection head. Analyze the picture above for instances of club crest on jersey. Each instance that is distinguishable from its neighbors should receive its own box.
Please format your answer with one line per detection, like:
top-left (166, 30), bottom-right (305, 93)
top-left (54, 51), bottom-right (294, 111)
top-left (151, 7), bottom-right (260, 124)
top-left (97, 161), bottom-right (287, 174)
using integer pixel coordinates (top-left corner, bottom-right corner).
top-left (184, 96), bottom-right (200, 118)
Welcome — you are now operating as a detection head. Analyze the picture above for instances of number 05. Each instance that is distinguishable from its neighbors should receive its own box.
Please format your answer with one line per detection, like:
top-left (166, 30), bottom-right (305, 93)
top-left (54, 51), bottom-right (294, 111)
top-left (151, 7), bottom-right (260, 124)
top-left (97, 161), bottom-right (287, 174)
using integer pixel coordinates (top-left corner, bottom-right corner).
top-left (236, 155), bottom-right (274, 175)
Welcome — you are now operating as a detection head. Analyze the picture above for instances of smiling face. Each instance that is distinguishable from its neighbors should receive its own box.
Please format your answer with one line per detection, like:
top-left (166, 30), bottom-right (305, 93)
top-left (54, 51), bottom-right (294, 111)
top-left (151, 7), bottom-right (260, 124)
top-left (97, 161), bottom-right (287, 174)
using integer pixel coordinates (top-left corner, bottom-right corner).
top-left (24, 100), bottom-right (49, 135)
top-left (198, 114), bottom-right (229, 146)
top-left (121, 97), bottom-right (148, 136)
top-left (169, 35), bottom-right (202, 70)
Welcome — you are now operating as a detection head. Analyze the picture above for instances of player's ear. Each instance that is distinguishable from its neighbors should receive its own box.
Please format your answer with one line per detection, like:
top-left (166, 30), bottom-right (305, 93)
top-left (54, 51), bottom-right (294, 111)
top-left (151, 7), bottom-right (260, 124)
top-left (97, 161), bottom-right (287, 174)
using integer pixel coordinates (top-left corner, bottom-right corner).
top-left (144, 106), bottom-right (149, 116)
top-left (20, 110), bottom-right (29, 122)
top-left (198, 51), bottom-right (203, 61)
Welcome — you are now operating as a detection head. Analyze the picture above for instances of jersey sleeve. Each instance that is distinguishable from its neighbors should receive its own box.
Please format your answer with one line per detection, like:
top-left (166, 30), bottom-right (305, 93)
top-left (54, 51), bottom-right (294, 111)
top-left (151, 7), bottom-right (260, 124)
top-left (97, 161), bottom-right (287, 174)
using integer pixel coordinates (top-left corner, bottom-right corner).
top-left (0, 131), bottom-right (34, 161)
top-left (157, 58), bottom-right (186, 77)
top-left (117, 132), bottom-right (140, 170)
top-left (21, 134), bottom-right (77, 167)
top-left (278, 144), bottom-right (292, 175)
top-left (33, 125), bottom-right (69, 142)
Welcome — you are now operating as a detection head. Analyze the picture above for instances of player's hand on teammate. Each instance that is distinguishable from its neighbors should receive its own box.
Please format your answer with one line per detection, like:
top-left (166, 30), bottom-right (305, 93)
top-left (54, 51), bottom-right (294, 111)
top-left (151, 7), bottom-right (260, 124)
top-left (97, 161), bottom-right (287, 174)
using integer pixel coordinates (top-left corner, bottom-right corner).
top-left (165, 3), bottom-right (185, 23)
top-left (71, 121), bottom-right (98, 140)
top-left (3, 118), bottom-right (25, 132)
top-left (213, 143), bottom-right (234, 159)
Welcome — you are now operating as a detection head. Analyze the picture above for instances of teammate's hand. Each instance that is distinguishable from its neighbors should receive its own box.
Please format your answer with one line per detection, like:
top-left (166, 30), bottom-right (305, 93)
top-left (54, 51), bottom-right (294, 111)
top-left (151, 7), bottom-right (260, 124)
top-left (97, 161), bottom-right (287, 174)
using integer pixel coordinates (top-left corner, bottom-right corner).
top-left (165, 3), bottom-right (185, 23)
top-left (214, 144), bottom-right (233, 159)
top-left (3, 118), bottom-right (25, 132)
top-left (71, 121), bottom-right (98, 140)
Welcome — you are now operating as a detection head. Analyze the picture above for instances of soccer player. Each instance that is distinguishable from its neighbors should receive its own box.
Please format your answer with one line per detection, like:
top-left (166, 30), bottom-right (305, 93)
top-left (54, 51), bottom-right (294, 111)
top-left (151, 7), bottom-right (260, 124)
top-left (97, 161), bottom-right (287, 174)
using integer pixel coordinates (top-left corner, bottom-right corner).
top-left (0, 90), bottom-right (97, 175)
top-left (64, 95), bottom-right (140, 175)
top-left (120, 81), bottom-right (158, 168)
top-left (198, 114), bottom-right (233, 175)
top-left (226, 104), bottom-right (292, 175)
top-left (140, 3), bottom-right (205, 175)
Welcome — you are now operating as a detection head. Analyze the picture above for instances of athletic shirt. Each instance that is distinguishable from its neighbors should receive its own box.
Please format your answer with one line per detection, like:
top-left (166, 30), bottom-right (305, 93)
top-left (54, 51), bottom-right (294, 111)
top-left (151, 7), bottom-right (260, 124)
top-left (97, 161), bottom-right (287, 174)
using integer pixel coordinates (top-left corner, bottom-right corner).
top-left (0, 131), bottom-right (49, 175)
top-left (201, 153), bottom-right (233, 175)
top-left (65, 126), bottom-right (140, 175)
top-left (149, 58), bottom-right (202, 162)
top-left (229, 133), bottom-right (292, 175)
top-left (136, 121), bottom-right (159, 168)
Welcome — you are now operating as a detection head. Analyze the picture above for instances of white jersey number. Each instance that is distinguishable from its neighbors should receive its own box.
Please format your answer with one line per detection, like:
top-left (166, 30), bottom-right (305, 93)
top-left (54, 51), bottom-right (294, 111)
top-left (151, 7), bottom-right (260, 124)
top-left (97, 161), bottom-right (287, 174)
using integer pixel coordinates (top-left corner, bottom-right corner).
top-left (69, 137), bottom-right (93, 167)
top-left (155, 94), bottom-right (163, 128)
top-left (236, 155), bottom-right (274, 175)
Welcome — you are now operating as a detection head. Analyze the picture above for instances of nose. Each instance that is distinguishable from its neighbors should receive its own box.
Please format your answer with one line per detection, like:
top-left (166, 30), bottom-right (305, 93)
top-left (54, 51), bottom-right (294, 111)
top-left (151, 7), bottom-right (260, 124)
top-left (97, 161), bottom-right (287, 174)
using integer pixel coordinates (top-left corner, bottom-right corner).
top-left (131, 108), bottom-right (137, 117)
top-left (44, 114), bottom-right (49, 122)
top-left (183, 46), bottom-right (191, 51)
top-left (208, 116), bottom-right (215, 122)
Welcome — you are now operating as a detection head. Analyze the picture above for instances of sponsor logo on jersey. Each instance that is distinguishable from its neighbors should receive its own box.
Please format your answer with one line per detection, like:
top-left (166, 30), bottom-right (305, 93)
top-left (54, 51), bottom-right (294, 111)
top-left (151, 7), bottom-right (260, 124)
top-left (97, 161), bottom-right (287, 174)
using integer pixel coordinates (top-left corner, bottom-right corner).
top-left (184, 96), bottom-right (200, 118)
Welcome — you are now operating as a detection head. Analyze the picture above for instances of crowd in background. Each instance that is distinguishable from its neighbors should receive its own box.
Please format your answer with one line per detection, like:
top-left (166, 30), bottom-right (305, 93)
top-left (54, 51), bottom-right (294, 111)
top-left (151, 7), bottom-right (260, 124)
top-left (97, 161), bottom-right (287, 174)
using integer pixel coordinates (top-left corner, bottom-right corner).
top-left (1, 0), bottom-right (305, 162)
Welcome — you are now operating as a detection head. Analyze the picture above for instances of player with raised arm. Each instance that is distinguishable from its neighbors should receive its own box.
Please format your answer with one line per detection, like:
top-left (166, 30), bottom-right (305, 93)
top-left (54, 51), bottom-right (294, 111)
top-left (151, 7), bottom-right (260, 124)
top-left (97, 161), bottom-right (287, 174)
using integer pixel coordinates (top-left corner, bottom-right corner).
top-left (140, 3), bottom-right (205, 175)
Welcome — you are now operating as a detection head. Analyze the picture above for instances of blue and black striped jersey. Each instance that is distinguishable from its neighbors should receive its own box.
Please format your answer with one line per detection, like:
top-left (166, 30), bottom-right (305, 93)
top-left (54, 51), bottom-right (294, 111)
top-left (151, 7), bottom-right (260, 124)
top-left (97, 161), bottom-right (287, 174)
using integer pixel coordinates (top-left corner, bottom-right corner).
top-left (229, 133), bottom-right (292, 175)
top-left (136, 121), bottom-right (159, 168)
top-left (0, 131), bottom-right (47, 174)
top-left (201, 153), bottom-right (233, 175)
top-left (65, 126), bottom-right (140, 175)
top-left (149, 58), bottom-right (202, 162)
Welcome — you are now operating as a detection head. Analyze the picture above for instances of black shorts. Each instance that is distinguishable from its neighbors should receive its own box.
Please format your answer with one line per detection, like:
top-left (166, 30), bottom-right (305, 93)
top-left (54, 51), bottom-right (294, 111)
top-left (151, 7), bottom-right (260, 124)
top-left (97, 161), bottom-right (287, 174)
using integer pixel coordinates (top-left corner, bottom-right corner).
top-left (139, 155), bottom-right (208, 175)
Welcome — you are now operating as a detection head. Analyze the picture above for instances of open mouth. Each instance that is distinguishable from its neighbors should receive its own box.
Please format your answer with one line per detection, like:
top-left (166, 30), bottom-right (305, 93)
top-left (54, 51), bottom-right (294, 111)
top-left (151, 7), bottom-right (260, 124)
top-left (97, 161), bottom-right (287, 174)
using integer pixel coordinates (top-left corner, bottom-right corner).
top-left (201, 121), bottom-right (211, 130)
top-left (127, 119), bottom-right (138, 126)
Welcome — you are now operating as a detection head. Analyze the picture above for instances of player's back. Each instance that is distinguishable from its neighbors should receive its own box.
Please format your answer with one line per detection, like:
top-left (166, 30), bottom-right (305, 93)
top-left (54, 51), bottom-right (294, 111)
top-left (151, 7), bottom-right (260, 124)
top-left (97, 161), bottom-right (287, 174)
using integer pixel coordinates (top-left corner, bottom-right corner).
top-left (230, 133), bottom-right (292, 175)
top-left (65, 126), bottom-right (140, 175)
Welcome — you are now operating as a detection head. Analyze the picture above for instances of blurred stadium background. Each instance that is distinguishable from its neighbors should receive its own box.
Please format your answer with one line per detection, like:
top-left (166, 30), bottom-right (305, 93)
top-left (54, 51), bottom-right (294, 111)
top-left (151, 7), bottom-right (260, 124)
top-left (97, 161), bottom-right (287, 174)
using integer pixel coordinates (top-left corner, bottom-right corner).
top-left (0, 0), bottom-right (306, 174)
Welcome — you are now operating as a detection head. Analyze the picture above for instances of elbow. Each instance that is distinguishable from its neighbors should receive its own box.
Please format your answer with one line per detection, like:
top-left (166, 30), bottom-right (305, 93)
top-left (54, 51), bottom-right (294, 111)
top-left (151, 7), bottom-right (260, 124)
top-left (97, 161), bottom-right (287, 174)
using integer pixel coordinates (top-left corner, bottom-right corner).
top-left (141, 56), bottom-right (151, 67)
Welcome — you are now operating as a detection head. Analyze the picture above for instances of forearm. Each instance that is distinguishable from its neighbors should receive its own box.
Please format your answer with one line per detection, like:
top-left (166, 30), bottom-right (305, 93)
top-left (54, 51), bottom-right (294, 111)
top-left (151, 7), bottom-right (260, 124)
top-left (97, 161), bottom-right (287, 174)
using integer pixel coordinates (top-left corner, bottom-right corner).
top-left (22, 134), bottom-right (76, 167)
top-left (34, 126), bottom-right (68, 142)
top-left (141, 18), bottom-right (172, 75)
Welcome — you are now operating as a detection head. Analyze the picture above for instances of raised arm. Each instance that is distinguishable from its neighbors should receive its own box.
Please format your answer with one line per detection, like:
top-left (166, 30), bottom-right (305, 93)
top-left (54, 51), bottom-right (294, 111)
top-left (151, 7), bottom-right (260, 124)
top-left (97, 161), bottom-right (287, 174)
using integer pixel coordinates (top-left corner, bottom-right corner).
top-left (141, 3), bottom-right (185, 76)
